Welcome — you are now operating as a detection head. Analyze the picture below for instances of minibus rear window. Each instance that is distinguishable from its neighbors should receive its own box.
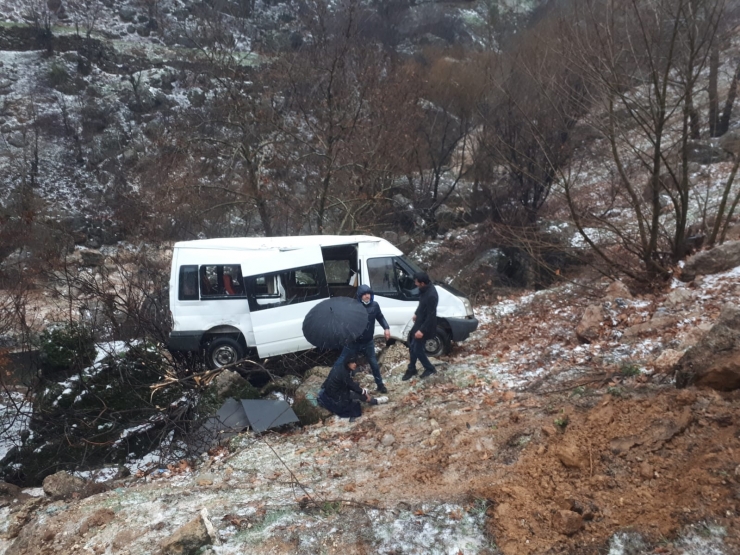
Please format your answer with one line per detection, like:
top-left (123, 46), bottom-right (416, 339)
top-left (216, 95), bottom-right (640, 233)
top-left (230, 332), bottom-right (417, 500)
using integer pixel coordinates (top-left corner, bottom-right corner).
top-left (178, 265), bottom-right (199, 301)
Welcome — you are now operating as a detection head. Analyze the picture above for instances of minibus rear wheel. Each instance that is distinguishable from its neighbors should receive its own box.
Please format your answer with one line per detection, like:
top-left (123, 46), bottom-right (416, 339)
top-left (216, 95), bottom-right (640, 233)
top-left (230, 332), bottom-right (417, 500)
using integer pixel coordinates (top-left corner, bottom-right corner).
top-left (206, 337), bottom-right (245, 369)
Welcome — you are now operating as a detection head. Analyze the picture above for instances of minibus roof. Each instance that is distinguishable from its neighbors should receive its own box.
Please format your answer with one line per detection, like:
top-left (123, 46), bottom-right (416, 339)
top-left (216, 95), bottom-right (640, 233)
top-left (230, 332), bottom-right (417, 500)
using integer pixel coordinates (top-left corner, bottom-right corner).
top-left (173, 235), bottom-right (392, 251)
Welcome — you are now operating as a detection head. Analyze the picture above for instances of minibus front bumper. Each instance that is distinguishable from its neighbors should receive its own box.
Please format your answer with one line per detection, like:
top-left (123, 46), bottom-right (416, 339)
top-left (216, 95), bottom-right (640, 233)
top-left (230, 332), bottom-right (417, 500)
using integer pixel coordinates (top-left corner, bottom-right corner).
top-left (447, 317), bottom-right (478, 342)
top-left (168, 331), bottom-right (204, 352)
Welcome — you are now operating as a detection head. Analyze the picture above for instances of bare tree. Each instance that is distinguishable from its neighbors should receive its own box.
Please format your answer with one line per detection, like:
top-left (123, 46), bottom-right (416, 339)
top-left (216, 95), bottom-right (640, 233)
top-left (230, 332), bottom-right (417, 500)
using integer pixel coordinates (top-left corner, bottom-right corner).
top-left (558, 0), bottom-right (727, 282)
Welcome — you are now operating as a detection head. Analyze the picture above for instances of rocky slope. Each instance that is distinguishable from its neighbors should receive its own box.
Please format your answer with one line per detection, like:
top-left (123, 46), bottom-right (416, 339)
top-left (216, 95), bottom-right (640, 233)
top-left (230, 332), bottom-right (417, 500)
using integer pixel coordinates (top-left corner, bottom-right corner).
top-left (3, 244), bottom-right (740, 554)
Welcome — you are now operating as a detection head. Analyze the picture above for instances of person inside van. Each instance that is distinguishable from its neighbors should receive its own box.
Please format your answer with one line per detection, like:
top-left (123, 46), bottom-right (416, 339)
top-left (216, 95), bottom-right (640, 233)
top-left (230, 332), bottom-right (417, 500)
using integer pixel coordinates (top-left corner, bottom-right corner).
top-left (318, 356), bottom-right (387, 422)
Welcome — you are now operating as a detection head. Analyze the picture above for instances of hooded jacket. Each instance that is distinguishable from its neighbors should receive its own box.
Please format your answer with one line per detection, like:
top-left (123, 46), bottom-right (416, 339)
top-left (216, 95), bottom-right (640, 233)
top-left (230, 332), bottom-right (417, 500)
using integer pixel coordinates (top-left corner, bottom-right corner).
top-left (354, 284), bottom-right (389, 344)
top-left (410, 282), bottom-right (438, 338)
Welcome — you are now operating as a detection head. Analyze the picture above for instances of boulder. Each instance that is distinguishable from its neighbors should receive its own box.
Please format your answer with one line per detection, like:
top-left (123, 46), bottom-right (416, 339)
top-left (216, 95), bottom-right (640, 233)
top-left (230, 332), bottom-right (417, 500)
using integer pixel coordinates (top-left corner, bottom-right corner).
top-left (652, 349), bottom-right (685, 373)
top-left (685, 141), bottom-right (732, 164)
top-left (42, 471), bottom-right (85, 499)
top-left (719, 130), bottom-right (740, 156)
top-left (675, 305), bottom-right (740, 390)
top-left (604, 280), bottom-right (632, 300)
top-left (623, 314), bottom-right (680, 338)
top-left (295, 366), bottom-right (332, 418)
top-left (663, 288), bottom-right (694, 309)
top-left (80, 249), bottom-right (105, 267)
top-left (681, 240), bottom-right (740, 282)
top-left (160, 514), bottom-right (211, 555)
top-left (576, 305), bottom-right (604, 343)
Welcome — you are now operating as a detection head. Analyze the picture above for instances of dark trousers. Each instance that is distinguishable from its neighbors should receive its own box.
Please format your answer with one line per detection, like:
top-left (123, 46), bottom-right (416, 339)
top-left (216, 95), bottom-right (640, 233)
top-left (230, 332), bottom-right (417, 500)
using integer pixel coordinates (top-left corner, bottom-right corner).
top-left (335, 340), bottom-right (385, 388)
top-left (408, 337), bottom-right (435, 373)
top-left (317, 389), bottom-right (364, 418)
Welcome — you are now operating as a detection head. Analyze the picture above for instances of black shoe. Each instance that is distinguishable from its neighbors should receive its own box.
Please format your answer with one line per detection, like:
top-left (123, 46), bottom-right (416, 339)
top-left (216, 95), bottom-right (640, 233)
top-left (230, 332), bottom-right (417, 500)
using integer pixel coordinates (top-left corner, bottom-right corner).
top-left (401, 369), bottom-right (417, 381)
top-left (369, 399), bottom-right (379, 406)
top-left (420, 368), bottom-right (437, 379)
top-left (377, 384), bottom-right (388, 394)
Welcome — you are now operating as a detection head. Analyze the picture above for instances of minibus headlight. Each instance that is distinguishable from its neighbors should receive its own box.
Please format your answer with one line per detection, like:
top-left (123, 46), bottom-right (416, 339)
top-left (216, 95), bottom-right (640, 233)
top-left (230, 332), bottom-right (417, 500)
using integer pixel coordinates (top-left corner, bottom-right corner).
top-left (461, 297), bottom-right (474, 317)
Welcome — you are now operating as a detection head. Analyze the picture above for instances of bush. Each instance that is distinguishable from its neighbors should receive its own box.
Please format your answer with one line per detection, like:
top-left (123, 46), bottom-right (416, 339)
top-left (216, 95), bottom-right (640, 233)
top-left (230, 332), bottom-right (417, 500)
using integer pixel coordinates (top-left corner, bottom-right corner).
top-left (1, 342), bottom-right (185, 486)
top-left (37, 322), bottom-right (96, 376)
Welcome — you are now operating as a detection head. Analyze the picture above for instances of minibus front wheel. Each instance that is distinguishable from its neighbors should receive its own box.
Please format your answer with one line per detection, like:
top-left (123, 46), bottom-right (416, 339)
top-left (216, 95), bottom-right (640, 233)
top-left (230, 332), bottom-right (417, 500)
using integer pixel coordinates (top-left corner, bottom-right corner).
top-left (206, 337), bottom-right (245, 369)
top-left (423, 327), bottom-right (450, 357)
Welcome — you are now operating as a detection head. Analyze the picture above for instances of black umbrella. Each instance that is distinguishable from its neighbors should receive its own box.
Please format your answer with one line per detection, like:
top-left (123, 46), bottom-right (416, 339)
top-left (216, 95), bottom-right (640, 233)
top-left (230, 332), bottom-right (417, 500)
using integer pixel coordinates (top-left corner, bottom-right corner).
top-left (302, 296), bottom-right (367, 350)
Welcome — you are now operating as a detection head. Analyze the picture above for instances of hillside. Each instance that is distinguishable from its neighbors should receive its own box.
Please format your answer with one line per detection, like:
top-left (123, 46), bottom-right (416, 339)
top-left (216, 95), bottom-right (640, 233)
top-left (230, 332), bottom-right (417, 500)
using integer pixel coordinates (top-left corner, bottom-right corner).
top-left (3, 0), bottom-right (740, 554)
top-left (3, 252), bottom-right (740, 554)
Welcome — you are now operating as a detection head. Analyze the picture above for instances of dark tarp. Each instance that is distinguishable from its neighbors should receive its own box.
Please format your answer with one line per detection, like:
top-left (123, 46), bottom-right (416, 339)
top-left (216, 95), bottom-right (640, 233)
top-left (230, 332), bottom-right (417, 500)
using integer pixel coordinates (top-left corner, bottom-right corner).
top-left (193, 398), bottom-right (300, 451)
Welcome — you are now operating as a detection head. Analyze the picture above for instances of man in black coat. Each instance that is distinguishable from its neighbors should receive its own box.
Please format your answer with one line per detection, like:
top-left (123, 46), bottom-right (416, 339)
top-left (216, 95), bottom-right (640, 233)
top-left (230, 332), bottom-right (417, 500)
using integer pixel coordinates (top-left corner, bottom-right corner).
top-left (402, 271), bottom-right (438, 380)
top-left (334, 284), bottom-right (391, 393)
top-left (318, 356), bottom-right (381, 420)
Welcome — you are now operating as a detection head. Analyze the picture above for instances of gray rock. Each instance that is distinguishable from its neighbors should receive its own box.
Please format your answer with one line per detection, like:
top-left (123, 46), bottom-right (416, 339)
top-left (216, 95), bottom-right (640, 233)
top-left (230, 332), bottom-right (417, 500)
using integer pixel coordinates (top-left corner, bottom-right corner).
top-left (160, 515), bottom-right (211, 555)
top-left (119, 7), bottom-right (137, 22)
top-left (6, 131), bottom-right (25, 148)
top-left (80, 249), bottom-right (104, 266)
top-left (719, 129), bottom-right (740, 156)
top-left (381, 434), bottom-right (396, 446)
top-left (576, 305), bottom-right (604, 343)
top-left (681, 240), bottom-right (740, 281)
top-left (663, 288), bottom-right (694, 309)
top-left (42, 471), bottom-right (85, 500)
top-left (604, 280), bottom-right (632, 300)
top-left (685, 141), bottom-right (732, 164)
top-left (675, 304), bottom-right (740, 390)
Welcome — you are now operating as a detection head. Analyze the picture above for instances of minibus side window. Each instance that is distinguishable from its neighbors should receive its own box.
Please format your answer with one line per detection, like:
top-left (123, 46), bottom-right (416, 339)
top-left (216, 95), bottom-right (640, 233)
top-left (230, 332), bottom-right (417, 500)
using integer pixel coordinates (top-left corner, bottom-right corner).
top-left (178, 265), bottom-right (199, 301)
top-left (199, 265), bottom-right (245, 299)
top-left (247, 263), bottom-right (328, 311)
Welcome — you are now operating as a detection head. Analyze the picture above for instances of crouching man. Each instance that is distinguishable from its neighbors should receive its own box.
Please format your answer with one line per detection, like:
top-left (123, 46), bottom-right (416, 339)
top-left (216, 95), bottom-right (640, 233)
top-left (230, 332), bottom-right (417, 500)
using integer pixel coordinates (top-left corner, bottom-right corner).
top-left (318, 356), bottom-right (387, 422)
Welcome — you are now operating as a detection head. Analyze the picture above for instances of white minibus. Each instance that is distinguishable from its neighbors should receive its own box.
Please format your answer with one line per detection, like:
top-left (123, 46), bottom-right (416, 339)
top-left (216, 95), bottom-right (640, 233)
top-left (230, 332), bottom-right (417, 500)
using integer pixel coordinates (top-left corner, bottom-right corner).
top-left (168, 235), bottom-right (478, 368)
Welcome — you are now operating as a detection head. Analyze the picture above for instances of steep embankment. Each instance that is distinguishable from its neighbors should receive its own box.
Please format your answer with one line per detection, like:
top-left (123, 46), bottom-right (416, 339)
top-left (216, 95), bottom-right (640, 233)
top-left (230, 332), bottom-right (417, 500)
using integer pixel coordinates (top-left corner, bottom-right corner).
top-left (3, 257), bottom-right (740, 554)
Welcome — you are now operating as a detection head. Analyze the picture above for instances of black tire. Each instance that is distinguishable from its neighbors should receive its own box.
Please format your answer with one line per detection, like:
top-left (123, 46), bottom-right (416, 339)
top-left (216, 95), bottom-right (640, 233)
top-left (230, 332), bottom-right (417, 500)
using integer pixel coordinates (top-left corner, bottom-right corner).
top-left (419, 327), bottom-right (450, 357)
top-left (205, 337), bottom-right (245, 369)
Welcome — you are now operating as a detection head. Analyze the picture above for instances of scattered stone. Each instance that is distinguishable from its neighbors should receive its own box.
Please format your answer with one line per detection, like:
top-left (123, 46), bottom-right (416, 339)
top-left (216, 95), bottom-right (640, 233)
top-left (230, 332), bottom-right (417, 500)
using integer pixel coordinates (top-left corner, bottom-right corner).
top-left (623, 314), bottom-right (680, 338)
top-left (605, 280), bottom-right (632, 300)
top-left (555, 443), bottom-right (586, 469)
top-left (80, 249), bottom-right (105, 267)
top-left (42, 471), bottom-right (86, 500)
top-left (663, 288), bottom-right (694, 309)
top-left (576, 304), bottom-right (604, 343)
top-left (553, 509), bottom-right (583, 535)
top-left (652, 349), bottom-right (685, 373)
top-left (0, 481), bottom-right (21, 499)
top-left (381, 434), bottom-right (396, 446)
top-left (639, 462), bottom-right (653, 480)
top-left (160, 514), bottom-right (211, 555)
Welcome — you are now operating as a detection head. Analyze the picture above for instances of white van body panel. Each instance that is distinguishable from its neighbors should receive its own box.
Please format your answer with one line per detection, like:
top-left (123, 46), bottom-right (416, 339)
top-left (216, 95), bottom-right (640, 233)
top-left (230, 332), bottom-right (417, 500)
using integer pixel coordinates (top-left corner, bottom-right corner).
top-left (168, 235), bottom-right (476, 363)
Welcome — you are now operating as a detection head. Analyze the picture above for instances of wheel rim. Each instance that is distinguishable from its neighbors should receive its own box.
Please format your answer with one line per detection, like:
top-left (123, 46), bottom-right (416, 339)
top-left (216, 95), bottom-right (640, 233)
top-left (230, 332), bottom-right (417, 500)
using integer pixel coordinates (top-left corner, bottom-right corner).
top-left (212, 345), bottom-right (238, 367)
top-left (424, 336), bottom-right (441, 354)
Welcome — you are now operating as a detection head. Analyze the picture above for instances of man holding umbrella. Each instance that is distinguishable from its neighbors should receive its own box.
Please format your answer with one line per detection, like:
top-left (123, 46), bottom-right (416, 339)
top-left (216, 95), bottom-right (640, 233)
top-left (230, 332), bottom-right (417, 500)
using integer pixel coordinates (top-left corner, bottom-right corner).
top-left (334, 284), bottom-right (391, 394)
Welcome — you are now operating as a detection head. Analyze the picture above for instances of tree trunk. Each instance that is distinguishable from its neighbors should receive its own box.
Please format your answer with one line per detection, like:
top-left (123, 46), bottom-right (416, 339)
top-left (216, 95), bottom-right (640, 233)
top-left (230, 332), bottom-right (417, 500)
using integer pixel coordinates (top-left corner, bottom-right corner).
top-left (709, 43), bottom-right (720, 137)
top-left (718, 62), bottom-right (740, 136)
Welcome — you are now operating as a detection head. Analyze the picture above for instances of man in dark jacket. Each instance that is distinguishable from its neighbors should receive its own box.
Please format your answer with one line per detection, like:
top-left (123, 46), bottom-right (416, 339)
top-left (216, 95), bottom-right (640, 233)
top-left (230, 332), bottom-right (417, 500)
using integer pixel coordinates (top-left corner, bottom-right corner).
top-left (402, 271), bottom-right (438, 380)
top-left (318, 356), bottom-right (382, 420)
top-left (334, 284), bottom-right (391, 393)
